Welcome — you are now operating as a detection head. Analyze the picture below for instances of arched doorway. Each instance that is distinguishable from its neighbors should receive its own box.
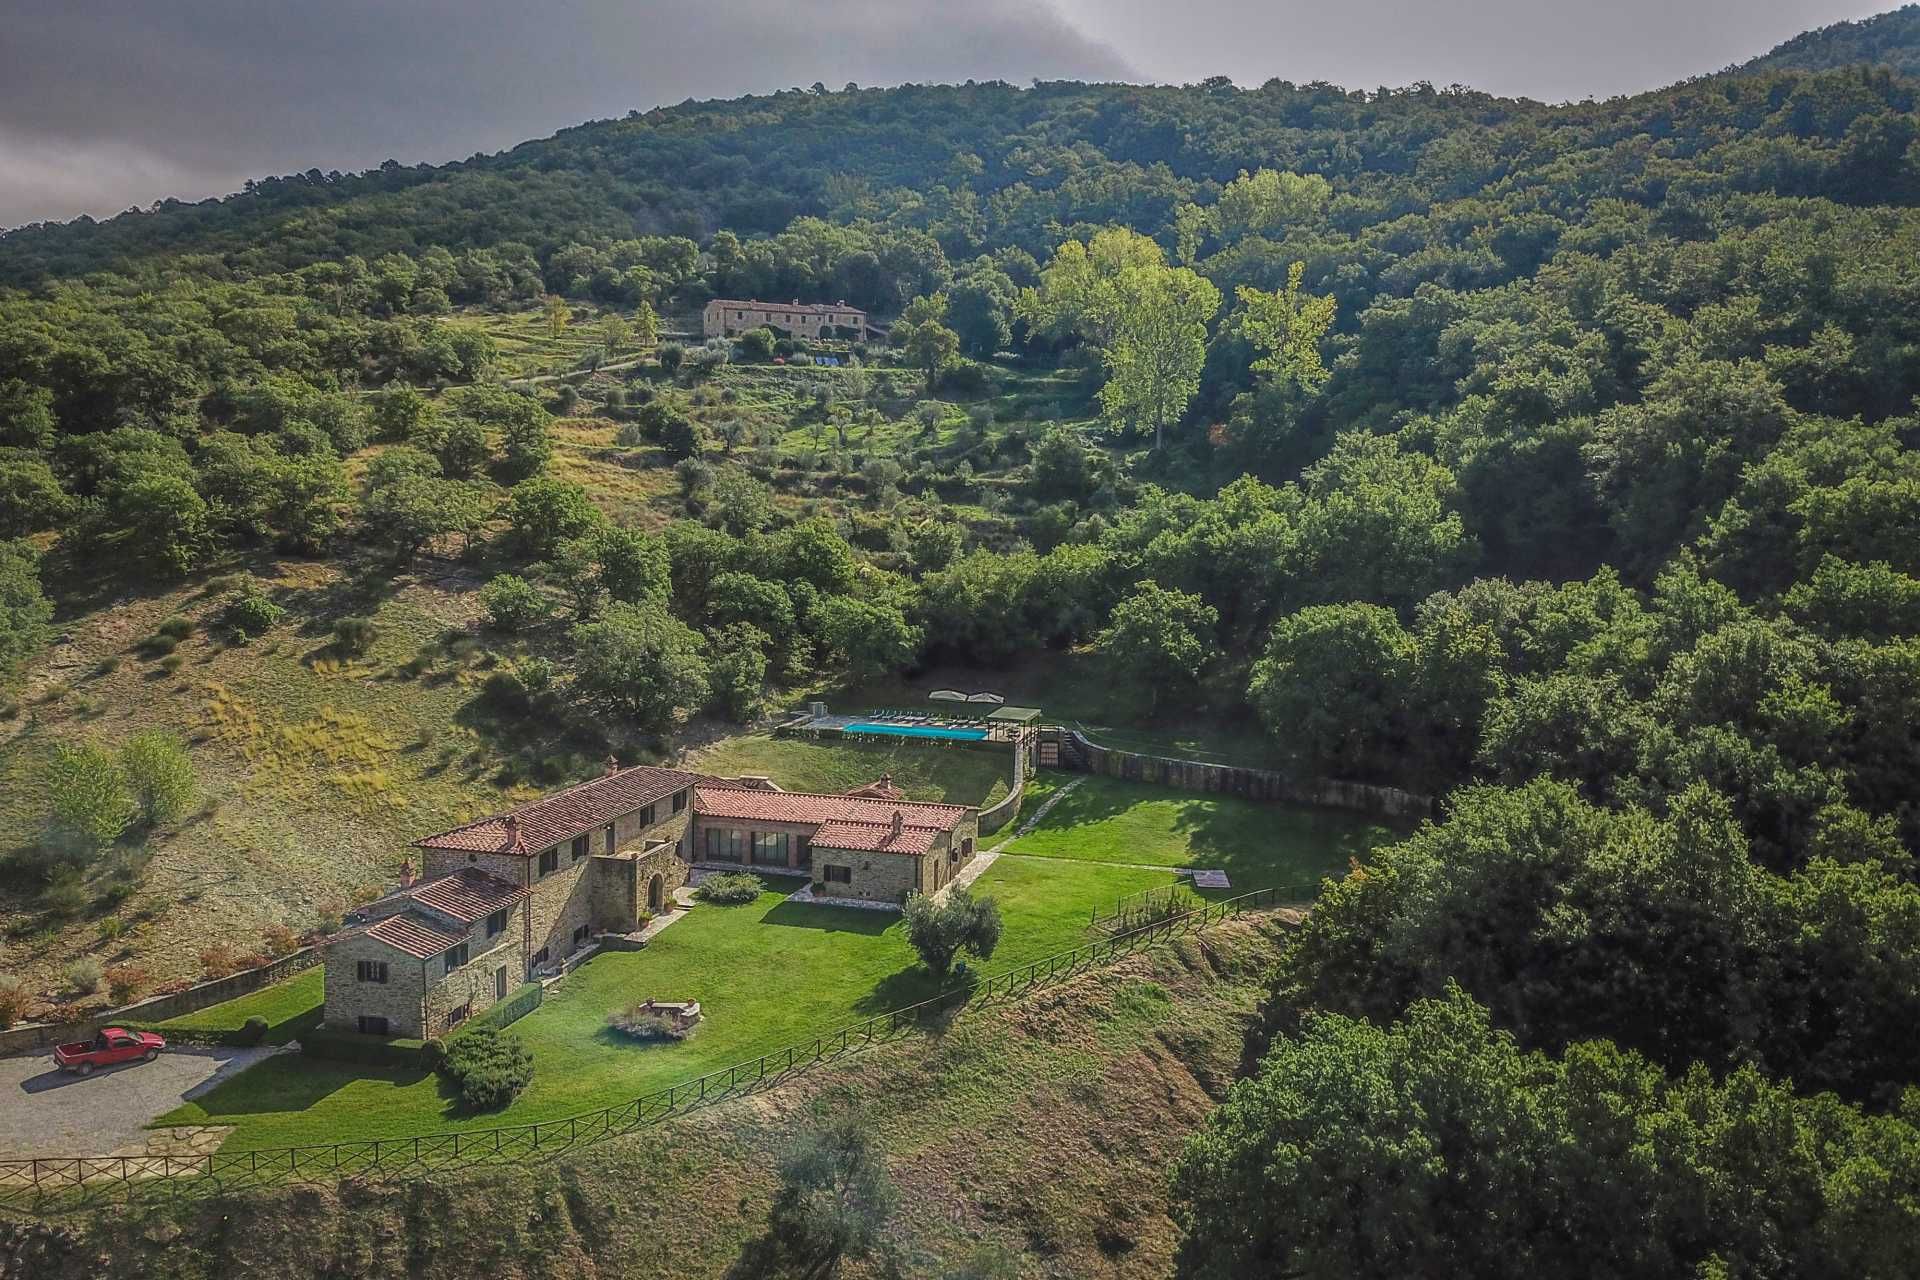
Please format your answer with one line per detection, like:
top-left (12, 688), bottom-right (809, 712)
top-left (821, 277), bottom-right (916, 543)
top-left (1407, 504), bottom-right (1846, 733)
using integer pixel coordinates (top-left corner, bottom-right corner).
top-left (648, 874), bottom-right (665, 913)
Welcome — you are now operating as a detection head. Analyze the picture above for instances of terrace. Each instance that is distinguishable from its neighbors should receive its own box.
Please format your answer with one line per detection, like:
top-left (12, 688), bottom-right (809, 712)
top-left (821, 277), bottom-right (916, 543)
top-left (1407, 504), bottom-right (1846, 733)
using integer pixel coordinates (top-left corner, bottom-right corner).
top-left (786, 699), bottom-right (1044, 746)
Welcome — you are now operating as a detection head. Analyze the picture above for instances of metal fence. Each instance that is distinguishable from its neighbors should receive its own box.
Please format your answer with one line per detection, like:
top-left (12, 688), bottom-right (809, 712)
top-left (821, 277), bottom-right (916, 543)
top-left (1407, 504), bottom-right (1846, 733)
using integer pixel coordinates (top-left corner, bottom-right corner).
top-left (1090, 879), bottom-right (1319, 935)
top-left (0, 885), bottom-right (1293, 1218)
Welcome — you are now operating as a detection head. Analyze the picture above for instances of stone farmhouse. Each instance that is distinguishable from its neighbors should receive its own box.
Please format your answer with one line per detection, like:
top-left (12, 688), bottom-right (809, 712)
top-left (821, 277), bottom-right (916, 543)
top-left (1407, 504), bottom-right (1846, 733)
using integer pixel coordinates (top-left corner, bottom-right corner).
top-left (702, 298), bottom-right (868, 341)
top-left (323, 763), bottom-right (978, 1039)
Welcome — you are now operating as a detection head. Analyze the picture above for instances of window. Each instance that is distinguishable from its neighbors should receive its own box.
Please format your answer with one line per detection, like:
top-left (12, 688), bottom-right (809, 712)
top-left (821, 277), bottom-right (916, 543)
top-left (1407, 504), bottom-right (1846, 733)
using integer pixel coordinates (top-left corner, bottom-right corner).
top-left (496, 966), bottom-right (509, 999)
top-left (704, 827), bottom-right (746, 863)
top-left (485, 909), bottom-right (508, 938)
top-left (638, 802), bottom-right (656, 827)
top-left (570, 834), bottom-right (589, 862)
top-left (751, 831), bottom-right (791, 867)
top-left (604, 822), bottom-right (617, 854)
top-left (357, 1015), bottom-right (389, 1037)
top-left (444, 941), bottom-right (469, 972)
top-left (446, 1003), bottom-right (471, 1028)
top-left (532, 947), bottom-right (550, 967)
top-left (356, 960), bottom-right (388, 984)
top-left (823, 864), bottom-right (852, 885)
top-left (672, 789), bottom-right (687, 813)
top-left (950, 845), bottom-right (962, 863)
top-left (573, 923), bottom-right (591, 947)
top-left (539, 847), bottom-right (559, 876)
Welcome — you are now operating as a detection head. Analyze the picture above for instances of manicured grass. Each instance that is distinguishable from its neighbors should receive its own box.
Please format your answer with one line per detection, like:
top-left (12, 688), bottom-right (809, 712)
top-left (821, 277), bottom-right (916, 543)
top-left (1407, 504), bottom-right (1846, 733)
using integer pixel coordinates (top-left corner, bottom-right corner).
top-left (689, 733), bottom-right (1011, 807)
top-left (145, 967), bottom-right (325, 1045)
top-left (157, 855), bottom-right (1151, 1150)
top-left (1003, 772), bottom-right (1401, 893)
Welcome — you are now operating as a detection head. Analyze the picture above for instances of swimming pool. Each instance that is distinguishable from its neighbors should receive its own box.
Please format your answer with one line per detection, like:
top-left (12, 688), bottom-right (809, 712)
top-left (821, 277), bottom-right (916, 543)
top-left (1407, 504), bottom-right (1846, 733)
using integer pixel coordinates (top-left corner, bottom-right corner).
top-left (844, 721), bottom-right (990, 742)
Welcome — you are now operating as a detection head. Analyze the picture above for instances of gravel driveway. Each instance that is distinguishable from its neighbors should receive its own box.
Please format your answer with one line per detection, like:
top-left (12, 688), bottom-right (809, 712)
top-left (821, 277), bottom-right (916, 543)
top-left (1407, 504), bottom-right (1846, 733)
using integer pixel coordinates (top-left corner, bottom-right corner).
top-left (0, 1044), bottom-right (280, 1157)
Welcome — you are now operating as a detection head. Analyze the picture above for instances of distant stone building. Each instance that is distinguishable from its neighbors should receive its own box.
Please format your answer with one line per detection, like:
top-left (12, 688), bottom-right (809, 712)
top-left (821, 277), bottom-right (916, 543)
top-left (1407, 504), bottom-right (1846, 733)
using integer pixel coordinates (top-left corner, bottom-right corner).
top-left (703, 298), bottom-right (867, 340)
top-left (322, 762), bottom-right (979, 1037)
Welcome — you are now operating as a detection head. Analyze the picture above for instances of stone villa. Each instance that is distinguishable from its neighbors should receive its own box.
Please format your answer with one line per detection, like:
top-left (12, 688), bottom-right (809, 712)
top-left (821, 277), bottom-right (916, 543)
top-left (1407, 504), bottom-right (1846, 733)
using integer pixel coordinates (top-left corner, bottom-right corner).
top-left (323, 763), bottom-right (978, 1039)
top-left (701, 298), bottom-right (868, 341)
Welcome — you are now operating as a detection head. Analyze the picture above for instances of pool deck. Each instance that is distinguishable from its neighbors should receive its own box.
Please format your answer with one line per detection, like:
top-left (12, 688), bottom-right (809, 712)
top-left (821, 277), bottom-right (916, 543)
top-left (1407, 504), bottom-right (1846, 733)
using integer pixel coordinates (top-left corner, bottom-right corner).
top-left (790, 712), bottom-right (1012, 742)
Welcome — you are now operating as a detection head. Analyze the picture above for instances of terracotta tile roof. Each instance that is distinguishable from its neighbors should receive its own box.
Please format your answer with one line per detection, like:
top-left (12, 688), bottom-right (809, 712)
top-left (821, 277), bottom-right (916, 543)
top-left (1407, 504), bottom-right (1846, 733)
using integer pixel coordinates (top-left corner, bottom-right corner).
top-left (365, 912), bottom-right (466, 960)
top-left (706, 298), bottom-right (866, 316)
top-left (692, 784), bottom-right (970, 832)
top-left (414, 765), bottom-right (705, 855)
top-left (843, 774), bottom-right (906, 801)
top-left (810, 819), bottom-right (940, 856)
top-left (407, 870), bottom-right (528, 922)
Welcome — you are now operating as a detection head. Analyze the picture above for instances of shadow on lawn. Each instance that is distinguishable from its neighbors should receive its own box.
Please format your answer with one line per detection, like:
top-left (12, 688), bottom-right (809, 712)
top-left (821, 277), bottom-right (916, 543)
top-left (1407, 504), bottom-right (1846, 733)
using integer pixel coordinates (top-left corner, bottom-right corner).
top-left (176, 1055), bottom-right (423, 1118)
top-left (760, 900), bottom-right (896, 935)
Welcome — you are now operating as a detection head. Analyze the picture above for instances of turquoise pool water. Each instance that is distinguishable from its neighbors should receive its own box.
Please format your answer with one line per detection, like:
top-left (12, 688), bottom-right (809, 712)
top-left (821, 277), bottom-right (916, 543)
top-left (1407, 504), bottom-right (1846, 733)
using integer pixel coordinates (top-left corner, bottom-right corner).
top-left (844, 721), bottom-right (989, 741)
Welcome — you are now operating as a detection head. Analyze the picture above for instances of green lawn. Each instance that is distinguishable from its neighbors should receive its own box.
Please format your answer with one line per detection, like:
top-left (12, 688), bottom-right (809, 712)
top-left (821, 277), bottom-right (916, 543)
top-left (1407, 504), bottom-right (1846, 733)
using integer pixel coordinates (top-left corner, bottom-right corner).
top-left (142, 967), bottom-right (326, 1045)
top-left (157, 856), bottom-right (1173, 1150)
top-left (1003, 772), bottom-right (1401, 894)
top-left (689, 733), bottom-right (1011, 807)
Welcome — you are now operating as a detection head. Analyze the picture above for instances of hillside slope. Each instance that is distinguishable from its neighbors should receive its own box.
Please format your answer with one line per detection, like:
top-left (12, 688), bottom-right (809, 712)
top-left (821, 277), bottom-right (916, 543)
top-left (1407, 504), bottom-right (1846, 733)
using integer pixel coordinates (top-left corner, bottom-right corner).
top-left (0, 915), bottom-right (1291, 1280)
top-left (1741, 4), bottom-right (1920, 77)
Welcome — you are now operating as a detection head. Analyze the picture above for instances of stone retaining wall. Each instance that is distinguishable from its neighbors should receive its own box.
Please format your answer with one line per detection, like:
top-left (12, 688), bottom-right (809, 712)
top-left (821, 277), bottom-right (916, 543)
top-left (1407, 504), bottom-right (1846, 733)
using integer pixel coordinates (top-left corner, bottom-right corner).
top-left (0, 946), bottom-right (323, 1059)
top-left (1061, 730), bottom-right (1435, 821)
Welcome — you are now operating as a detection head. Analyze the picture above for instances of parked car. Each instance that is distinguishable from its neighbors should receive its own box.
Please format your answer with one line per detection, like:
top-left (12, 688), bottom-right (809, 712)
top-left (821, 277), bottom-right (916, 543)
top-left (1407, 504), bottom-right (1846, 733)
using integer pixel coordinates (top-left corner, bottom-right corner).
top-left (52, 1027), bottom-right (165, 1075)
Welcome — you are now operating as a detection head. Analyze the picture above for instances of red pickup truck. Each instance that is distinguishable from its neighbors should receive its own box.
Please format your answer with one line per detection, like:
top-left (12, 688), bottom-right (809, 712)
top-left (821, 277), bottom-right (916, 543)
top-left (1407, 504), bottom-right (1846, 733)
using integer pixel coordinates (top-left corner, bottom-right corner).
top-left (52, 1027), bottom-right (165, 1075)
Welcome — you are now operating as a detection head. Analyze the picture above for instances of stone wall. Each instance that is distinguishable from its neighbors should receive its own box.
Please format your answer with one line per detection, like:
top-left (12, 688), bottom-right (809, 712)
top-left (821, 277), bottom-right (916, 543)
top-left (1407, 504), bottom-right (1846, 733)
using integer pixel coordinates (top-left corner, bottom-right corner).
top-left (422, 932), bottom-right (526, 1038)
top-left (1059, 730), bottom-right (1435, 821)
top-left (324, 933), bottom-right (430, 1039)
top-left (811, 848), bottom-right (920, 904)
top-left (0, 945), bottom-right (324, 1059)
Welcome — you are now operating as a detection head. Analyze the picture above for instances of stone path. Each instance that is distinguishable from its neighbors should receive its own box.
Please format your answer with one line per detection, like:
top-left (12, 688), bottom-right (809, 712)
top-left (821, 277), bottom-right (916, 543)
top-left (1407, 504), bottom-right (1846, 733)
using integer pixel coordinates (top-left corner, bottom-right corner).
top-left (937, 777), bottom-right (1086, 901)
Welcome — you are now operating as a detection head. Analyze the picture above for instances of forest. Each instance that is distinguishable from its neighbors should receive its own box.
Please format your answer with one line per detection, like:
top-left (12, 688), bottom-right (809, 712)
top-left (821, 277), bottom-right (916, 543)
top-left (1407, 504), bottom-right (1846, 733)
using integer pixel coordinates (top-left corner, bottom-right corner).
top-left (5, 17), bottom-right (1920, 1274)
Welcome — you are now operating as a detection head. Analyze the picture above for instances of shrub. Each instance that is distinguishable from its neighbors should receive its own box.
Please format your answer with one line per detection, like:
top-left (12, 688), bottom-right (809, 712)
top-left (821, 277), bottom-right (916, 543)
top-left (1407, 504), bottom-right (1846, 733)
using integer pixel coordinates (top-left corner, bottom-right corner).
top-left (120, 729), bottom-right (197, 828)
top-left (97, 915), bottom-right (125, 943)
top-left (609, 1006), bottom-right (695, 1042)
top-left (66, 956), bottom-right (104, 994)
top-left (481, 573), bottom-right (550, 631)
top-left (231, 1014), bottom-right (269, 1046)
top-left (0, 976), bottom-right (29, 1028)
top-left (696, 872), bottom-right (763, 905)
top-left (38, 870), bottom-right (91, 919)
top-left (440, 1026), bottom-right (534, 1112)
top-left (160, 654), bottom-right (185, 674)
top-left (657, 342), bottom-right (685, 373)
top-left (221, 587), bottom-right (283, 639)
top-left (199, 943), bottom-right (244, 979)
top-left (156, 615), bottom-right (194, 641)
top-left (95, 655), bottom-right (121, 675)
top-left (333, 615), bottom-right (378, 656)
top-left (421, 1037), bottom-right (447, 1069)
top-left (104, 964), bottom-right (148, 1005)
top-left (260, 921), bottom-right (302, 958)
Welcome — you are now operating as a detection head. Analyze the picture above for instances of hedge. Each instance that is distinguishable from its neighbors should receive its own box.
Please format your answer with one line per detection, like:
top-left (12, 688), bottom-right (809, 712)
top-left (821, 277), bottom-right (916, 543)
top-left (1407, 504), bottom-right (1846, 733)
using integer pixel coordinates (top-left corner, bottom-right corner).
top-left (456, 982), bottom-right (543, 1037)
top-left (298, 1027), bottom-right (429, 1068)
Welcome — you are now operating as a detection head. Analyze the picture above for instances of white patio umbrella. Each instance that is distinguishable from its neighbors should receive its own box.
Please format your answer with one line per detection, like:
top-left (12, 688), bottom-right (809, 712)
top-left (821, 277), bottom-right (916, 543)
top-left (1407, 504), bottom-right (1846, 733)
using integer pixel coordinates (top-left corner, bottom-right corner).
top-left (966, 691), bottom-right (1006, 704)
top-left (928, 689), bottom-right (969, 702)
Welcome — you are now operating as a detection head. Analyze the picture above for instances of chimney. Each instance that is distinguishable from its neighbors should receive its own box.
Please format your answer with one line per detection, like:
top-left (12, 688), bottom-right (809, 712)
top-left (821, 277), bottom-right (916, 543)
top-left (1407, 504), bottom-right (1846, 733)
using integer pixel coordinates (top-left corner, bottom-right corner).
top-left (503, 815), bottom-right (521, 852)
top-left (605, 754), bottom-right (621, 777)
top-left (890, 810), bottom-right (904, 839)
top-left (400, 859), bottom-right (417, 888)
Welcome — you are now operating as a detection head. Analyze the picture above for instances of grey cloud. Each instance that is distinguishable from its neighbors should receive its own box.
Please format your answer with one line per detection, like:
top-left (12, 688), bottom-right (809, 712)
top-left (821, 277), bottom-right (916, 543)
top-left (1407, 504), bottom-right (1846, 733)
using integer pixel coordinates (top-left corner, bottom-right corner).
top-left (1051, 0), bottom-right (1896, 101)
top-left (0, 0), bottom-right (1135, 226)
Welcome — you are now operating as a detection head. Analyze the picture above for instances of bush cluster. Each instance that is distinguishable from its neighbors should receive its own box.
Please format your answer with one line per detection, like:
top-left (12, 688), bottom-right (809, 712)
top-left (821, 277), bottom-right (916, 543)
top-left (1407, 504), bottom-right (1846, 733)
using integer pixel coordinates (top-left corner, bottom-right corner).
top-left (439, 1026), bottom-right (534, 1112)
top-left (695, 872), bottom-right (762, 905)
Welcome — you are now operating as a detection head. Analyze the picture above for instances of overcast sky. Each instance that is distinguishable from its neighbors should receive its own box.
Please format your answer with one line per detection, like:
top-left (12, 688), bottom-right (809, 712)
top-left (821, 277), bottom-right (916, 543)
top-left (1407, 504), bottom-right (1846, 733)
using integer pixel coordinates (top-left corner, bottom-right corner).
top-left (0, 0), bottom-right (1900, 229)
